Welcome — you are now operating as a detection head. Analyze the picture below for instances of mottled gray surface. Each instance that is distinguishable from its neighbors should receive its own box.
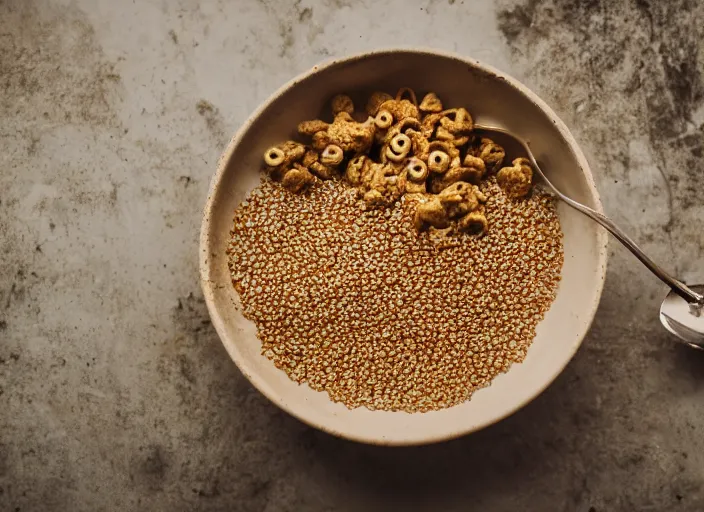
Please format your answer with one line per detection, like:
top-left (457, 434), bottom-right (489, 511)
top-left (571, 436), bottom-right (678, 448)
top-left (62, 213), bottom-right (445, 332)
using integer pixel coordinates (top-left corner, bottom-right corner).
top-left (1, 0), bottom-right (703, 510)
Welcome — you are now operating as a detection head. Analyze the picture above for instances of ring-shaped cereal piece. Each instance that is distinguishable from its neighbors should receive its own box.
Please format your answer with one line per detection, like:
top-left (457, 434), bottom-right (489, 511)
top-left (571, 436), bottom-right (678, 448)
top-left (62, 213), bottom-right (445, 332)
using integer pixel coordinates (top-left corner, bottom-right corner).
top-left (320, 144), bottom-right (344, 166)
top-left (428, 150), bottom-right (451, 173)
top-left (390, 133), bottom-right (411, 155)
top-left (385, 145), bottom-right (407, 163)
top-left (264, 147), bottom-right (286, 167)
top-left (375, 109), bottom-right (394, 129)
top-left (406, 158), bottom-right (428, 182)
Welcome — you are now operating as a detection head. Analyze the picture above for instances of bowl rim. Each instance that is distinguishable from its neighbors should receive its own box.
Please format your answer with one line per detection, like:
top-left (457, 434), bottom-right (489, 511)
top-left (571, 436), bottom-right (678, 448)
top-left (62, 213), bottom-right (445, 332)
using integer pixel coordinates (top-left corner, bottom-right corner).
top-left (199, 47), bottom-right (609, 445)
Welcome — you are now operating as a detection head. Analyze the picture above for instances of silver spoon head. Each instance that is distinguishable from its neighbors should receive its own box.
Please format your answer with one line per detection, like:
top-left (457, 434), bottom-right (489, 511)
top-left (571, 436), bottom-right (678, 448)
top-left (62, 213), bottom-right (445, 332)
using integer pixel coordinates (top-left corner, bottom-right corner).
top-left (659, 284), bottom-right (704, 349)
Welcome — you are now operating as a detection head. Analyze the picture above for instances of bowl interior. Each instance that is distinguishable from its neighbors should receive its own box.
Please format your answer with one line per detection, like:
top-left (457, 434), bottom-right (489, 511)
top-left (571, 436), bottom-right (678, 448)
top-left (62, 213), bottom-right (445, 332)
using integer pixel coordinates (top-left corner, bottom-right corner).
top-left (201, 50), bottom-right (607, 445)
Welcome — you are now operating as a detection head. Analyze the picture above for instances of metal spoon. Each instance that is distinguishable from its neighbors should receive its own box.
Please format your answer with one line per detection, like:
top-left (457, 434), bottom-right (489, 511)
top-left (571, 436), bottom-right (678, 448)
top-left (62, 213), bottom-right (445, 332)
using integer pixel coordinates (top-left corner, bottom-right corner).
top-left (474, 123), bottom-right (704, 349)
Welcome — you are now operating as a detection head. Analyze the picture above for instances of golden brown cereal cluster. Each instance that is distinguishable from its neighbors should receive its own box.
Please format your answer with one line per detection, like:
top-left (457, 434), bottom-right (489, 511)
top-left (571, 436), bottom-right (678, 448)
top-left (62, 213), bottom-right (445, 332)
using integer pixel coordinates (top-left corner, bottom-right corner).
top-left (227, 178), bottom-right (563, 412)
top-left (497, 157), bottom-right (533, 199)
top-left (261, 89), bottom-right (534, 236)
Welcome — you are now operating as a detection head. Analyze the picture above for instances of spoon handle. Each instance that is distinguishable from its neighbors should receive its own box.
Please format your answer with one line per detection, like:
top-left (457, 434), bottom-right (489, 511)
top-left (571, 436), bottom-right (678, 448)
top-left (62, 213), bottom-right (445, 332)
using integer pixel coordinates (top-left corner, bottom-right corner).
top-left (532, 159), bottom-right (703, 307)
top-left (473, 124), bottom-right (704, 309)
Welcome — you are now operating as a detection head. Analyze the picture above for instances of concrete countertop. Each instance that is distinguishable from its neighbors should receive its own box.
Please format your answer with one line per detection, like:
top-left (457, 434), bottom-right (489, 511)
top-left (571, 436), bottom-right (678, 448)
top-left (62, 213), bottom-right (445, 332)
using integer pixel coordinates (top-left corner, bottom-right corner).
top-left (2, 0), bottom-right (703, 510)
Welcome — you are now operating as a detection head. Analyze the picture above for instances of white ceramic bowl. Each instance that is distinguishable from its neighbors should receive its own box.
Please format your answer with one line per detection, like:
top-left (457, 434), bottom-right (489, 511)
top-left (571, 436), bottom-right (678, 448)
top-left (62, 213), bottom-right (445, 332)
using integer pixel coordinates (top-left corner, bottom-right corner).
top-left (200, 49), bottom-right (608, 445)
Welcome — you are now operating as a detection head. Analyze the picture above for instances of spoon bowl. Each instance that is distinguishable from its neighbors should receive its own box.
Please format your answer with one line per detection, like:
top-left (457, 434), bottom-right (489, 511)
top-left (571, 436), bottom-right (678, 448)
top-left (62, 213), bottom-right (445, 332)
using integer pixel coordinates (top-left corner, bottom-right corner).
top-left (660, 285), bottom-right (704, 349)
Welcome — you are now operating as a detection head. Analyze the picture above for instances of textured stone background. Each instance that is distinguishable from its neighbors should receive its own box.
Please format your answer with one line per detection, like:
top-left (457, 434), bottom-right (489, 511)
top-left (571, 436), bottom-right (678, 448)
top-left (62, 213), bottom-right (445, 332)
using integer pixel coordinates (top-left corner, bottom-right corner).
top-left (2, 0), bottom-right (704, 510)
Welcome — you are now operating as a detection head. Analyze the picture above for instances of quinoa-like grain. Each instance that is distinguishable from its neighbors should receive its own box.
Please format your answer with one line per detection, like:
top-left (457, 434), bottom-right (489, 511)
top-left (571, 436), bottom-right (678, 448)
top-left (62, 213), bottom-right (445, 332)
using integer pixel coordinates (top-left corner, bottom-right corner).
top-left (227, 177), bottom-right (563, 413)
